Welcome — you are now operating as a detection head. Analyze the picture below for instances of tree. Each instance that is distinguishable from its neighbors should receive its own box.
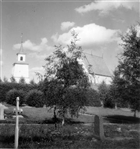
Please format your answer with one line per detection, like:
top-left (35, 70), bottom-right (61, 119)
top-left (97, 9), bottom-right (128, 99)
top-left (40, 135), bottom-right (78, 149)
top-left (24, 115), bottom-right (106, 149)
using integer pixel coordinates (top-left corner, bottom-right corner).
top-left (86, 88), bottom-right (101, 107)
top-left (6, 89), bottom-right (25, 106)
top-left (25, 89), bottom-right (44, 107)
top-left (43, 32), bottom-right (90, 125)
top-left (10, 76), bottom-right (16, 83)
top-left (19, 77), bottom-right (26, 84)
top-left (30, 79), bottom-right (36, 85)
top-left (110, 70), bottom-right (127, 108)
top-left (3, 77), bottom-right (8, 83)
top-left (98, 81), bottom-right (109, 107)
top-left (35, 72), bottom-right (44, 83)
top-left (114, 23), bottom-right (140, 116)
top-left (0, 78), bottom-right (2, 83)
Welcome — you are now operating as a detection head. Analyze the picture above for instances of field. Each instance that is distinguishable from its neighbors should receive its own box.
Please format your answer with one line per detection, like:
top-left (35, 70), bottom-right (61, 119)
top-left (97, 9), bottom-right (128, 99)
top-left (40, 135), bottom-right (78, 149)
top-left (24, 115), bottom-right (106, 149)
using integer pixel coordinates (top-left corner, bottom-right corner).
top-left (0, 105), bottom-right (140, 149)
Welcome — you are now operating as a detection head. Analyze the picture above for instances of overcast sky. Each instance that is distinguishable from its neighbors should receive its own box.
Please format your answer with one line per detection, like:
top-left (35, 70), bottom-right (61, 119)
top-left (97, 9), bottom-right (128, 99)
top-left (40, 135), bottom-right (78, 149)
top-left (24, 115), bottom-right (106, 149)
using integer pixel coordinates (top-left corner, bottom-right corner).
top-left (0, 0), bottom-right (139, 81)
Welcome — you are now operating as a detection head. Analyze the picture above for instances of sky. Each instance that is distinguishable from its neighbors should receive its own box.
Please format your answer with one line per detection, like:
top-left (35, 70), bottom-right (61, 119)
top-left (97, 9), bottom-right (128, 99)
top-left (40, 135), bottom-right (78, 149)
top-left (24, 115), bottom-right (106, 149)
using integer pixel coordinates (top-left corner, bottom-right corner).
top-left (0, 0), bottom-right (139, 82)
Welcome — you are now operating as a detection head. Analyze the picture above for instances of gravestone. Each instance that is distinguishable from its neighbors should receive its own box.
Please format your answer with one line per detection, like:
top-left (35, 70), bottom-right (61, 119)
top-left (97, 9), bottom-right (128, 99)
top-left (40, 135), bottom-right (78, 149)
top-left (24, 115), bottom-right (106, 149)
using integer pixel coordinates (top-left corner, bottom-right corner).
top-left (0, 103), bottom-right (8, 120)
top-left (94, 115), bottom-right (104, 140)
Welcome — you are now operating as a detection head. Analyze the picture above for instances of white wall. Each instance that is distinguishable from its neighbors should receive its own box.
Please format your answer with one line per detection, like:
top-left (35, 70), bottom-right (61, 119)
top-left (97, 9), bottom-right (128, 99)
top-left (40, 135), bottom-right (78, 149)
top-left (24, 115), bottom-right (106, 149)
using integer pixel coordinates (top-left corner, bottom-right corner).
top-left (13, 63), bottom-right (29, 83)
top-left (17, 54), bottom-right (26, 62)
top-left (88, 74), bottom-right (112, 85)
top-left (94, 75), bottom-right (112, 85)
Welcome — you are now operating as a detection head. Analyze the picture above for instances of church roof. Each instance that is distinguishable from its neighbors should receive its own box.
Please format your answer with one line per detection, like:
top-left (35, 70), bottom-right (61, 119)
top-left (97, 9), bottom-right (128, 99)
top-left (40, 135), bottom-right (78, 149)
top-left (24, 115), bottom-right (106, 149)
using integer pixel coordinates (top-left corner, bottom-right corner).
top-left (13, 62), bottom-right (29, 66)
top-left (83, 53), bottom-right (112, 77)
top-left (17, 52), bottom-right (26, 55)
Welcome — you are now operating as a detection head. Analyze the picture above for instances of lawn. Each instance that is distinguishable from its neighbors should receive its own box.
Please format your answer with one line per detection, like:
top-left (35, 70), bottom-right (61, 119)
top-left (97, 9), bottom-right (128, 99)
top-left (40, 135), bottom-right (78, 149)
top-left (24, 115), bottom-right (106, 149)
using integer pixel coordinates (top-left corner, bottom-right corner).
top-left (0, 105), bottom-right (140, 149)
top-left (4, 105), bottom-right (140, 121)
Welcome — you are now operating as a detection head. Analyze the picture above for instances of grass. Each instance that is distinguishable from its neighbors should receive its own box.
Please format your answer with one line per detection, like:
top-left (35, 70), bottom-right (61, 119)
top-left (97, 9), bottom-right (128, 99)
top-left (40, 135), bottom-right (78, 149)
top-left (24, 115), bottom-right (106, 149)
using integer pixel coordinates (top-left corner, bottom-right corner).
top-left (1, 104), bottom-right (140, 148)
top-left (84, 106), bottom-right (140, 117)
top-left (4, 104), bottom-right (140, 120)
top-left (0, 122), bottom-right (139, 149)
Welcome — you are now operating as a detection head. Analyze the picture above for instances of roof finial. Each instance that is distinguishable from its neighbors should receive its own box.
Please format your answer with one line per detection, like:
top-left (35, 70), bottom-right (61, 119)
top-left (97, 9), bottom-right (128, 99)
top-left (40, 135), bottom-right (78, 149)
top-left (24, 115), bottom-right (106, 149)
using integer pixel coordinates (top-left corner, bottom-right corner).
top-left (20, 33), bottom-right (24, 53)
top-left (21, 33), bottom-right (23, 43)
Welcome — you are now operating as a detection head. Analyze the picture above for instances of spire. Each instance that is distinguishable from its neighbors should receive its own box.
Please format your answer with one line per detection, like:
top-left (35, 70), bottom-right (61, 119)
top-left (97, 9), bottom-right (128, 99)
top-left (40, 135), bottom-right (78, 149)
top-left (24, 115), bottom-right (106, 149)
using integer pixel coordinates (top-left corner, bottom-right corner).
top-left (19, 33), bottom-right (24, 53)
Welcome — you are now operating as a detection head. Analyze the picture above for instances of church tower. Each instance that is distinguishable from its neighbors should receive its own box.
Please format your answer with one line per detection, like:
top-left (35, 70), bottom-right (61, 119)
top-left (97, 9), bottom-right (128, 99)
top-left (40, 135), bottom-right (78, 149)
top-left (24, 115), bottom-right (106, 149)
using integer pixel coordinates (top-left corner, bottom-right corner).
top-left (12, 34), bottom-right (29, 83)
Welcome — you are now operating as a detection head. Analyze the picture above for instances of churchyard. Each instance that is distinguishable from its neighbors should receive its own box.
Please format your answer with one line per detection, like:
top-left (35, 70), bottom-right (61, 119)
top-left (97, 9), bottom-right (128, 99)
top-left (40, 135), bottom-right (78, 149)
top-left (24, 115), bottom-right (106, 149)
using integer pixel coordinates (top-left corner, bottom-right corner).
top-left (0, 22), bottom-right (139, 149)
top-left (0, 104), bottom-right (140, 149)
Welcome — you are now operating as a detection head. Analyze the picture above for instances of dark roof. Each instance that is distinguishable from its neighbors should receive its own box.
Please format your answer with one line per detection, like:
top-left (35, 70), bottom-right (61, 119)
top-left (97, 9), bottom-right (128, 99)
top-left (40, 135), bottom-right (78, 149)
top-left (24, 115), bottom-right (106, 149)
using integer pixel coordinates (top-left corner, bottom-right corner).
top-left (13, 62), bottom-right (29, 66)
top-left (83, 53), bottom-right (112, 77)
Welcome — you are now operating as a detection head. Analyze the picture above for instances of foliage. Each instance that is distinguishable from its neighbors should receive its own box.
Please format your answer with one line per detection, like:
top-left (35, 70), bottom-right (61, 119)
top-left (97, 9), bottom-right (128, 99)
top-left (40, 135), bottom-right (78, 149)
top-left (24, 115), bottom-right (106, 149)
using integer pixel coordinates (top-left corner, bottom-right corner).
top-left (6, 88), bottom-right (25, 106)
top-left (103, 91), bottom-right (115, 108)
top-left (98, 81), bottom-right (109, 105)
top-left (0, 78), bottom-right (2, 83)
top-left (0, 83), bottom-right (11, 102)
top-left (109, 70), bottom-right (128, 108)
top-left (35, 72), bottom-right (44, 83)
top-left (0, 122), bottom-right (139, 149)
top-left (60, 87), bottom-right (88, 117)
top-left (0, 82), bottom-right (39, 103)
top-left (43, 79), bottom-right (63, 107)
top-left (19, 77), bottom-right (26, 84)
top-left (25, 89), bottom-right (44, 107)
top-left (98, 81), bottom-right (115, 108)
top-left (3, 77), bottom-right (8, 83)
top-left (86, 88), bottom-right (101, 107)
top-left (44, 32), bottom-right (90, 124)
top-left (10, 76), bottom-right (16, 83)
top-left (113, 23), bottom-right (140, 115)
top-left (29, 79), bottom-right (36, 85)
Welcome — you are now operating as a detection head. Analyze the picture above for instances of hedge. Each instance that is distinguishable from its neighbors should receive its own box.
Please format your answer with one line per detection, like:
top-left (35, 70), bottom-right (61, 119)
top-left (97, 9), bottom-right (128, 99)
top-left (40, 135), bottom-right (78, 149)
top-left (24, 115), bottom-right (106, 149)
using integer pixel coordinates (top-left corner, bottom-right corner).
top-left (0, 82), bottom-right (40, 103)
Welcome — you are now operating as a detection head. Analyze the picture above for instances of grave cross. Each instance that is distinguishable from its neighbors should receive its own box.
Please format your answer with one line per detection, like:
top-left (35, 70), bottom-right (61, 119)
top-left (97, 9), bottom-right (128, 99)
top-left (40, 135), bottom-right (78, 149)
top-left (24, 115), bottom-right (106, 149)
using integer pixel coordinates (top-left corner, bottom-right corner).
top-left (14, 97), bottom-right (23, 149)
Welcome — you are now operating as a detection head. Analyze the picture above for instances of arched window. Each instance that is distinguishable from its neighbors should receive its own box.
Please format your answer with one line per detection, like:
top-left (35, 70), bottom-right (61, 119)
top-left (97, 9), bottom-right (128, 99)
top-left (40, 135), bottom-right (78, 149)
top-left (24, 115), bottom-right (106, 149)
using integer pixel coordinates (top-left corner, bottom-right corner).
top-left (20, 56), bottom-right (23, 61)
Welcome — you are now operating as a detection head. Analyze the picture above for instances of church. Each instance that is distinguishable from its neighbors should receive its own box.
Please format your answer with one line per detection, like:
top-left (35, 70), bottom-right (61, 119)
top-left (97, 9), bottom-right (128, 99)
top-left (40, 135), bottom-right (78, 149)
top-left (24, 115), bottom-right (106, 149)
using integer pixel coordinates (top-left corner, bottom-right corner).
top-left (79, 52), bottom-right (112, 88)
top-left (12, 36), bottom-right (29, 83)
top-left (11, 36), bottom-right (111, 85)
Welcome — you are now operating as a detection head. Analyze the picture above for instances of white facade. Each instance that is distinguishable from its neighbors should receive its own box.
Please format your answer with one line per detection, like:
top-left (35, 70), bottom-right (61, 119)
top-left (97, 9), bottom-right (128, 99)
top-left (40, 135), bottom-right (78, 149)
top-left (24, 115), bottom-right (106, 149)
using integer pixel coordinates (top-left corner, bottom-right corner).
top-left (12, 52), bottom-right (29, 83)
top-left (17, 53), bottom-right (26, 62)
top-left (89, 74), bottom-right (112, 85)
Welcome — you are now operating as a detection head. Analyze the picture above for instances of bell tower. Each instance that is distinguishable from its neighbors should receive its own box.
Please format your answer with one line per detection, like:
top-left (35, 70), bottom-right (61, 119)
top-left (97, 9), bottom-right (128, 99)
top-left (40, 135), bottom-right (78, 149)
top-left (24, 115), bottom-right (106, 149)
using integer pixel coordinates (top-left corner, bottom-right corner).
top-left (12, 34), bottom-right (29, 83)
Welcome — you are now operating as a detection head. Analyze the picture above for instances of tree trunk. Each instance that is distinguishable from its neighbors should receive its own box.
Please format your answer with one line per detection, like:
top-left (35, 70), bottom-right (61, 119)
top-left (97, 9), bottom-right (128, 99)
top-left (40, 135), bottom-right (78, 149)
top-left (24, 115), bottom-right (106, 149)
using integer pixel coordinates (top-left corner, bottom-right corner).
top-left (101, 101), bottom-right (104, 107)
top-left (62, 117), bottom-right (65, 126)
top-left (134, 110), bottom-right (136, 117)
top-left (53, 106), bottom-right (57, 129)
top-left (115, 103), bottom-right (118, 109)
top-left (61, 107), bottom-right (65, 126)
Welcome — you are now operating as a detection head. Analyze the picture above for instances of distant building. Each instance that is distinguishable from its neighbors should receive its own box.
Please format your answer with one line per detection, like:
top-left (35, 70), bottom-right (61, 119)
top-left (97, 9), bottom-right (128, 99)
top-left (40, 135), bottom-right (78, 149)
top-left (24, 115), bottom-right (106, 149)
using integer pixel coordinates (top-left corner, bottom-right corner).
top-left (79, 53), bottom-right (112, 88)
top-left (12, 36), bottom-right (29, 83)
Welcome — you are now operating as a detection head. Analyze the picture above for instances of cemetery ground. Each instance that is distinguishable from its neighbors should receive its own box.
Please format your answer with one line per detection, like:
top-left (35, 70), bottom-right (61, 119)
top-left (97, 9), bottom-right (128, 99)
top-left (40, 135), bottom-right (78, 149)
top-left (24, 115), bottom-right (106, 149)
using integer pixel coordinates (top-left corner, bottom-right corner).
top-left (0, 104), bottom-right (140, 149)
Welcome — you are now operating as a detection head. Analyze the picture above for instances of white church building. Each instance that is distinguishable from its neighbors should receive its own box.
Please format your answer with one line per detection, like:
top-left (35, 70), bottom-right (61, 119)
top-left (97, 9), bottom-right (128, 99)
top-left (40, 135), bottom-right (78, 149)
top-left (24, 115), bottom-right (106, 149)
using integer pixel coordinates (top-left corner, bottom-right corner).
top-left (12, 38), bottom-right (29, 83)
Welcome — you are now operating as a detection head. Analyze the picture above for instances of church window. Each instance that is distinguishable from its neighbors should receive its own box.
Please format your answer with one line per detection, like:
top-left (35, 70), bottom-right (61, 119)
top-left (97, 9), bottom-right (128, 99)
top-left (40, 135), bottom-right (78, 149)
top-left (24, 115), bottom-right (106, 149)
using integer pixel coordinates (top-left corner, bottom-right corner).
top-left (20, 56), bottom-right (23, 61)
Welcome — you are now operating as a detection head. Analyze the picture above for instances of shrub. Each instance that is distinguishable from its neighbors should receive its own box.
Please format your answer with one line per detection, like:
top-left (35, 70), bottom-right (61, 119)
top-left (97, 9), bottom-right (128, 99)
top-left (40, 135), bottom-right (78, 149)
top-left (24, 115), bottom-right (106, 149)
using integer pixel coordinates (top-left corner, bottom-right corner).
top-left (0, 82), bottom-right (40, 103)
top-left (6, 88), bottom-right (25, 106)
top-left (86, 88), bottom-right (101, 107)
top-left (103, 93), bottom-right (115, 108)
top-left (98, 81), bottom-right (109, 105)
top-left (25, 89), bottom-right (44, 107)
